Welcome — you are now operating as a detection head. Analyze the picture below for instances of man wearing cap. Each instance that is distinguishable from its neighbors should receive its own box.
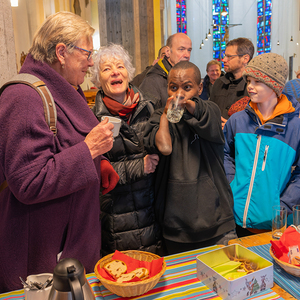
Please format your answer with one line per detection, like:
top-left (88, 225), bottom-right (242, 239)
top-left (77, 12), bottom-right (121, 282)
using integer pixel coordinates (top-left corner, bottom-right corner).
top-left (210, 38), bottom-right (254, 129)
top-left (223, 52), bottom-right (300, 237)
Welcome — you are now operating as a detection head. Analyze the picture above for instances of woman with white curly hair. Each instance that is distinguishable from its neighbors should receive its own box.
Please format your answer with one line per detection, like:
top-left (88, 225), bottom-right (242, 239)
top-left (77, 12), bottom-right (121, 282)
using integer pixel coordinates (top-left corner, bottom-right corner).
top-left (91, 43), bottom-right (163, 256)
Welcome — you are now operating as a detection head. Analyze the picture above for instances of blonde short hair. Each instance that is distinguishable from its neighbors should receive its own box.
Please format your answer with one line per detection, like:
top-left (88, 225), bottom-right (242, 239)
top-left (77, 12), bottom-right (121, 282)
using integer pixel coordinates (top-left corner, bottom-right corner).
top-left (206, 60), bottom-right (221, 72)
top-left (90, 44), bottom-right (135, 88)
top-left (29, 11), bottom-right (95, 64)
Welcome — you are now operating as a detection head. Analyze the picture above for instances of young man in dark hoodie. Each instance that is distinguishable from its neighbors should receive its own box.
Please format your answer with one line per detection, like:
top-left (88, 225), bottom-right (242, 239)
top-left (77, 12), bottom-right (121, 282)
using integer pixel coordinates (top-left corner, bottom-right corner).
top-left (144, 61), bottom-right (237, 255)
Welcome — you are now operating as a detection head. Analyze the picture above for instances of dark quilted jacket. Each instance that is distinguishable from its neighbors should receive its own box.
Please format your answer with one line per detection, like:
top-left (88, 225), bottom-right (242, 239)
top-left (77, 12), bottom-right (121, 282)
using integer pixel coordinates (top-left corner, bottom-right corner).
top-left (93, 85), bottom-right (162, 257)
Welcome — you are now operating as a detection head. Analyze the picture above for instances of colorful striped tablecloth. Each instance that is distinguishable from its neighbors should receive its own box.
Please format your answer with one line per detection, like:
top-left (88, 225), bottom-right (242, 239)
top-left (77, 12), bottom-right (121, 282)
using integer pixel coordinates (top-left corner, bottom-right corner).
top-left (249, 243), bottom-right (300, 300)
top-left (0, 245), bottom-right (283, 300)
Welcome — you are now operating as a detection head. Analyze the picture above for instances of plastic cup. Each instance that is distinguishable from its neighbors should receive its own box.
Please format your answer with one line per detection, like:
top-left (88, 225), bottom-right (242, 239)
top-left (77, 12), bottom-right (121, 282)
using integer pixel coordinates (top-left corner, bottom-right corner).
top-left (166, 92), bottom-right (185, 123)
top-left (272, 205), bottom-right (287, 239)
top-left (101, 116), bottom-right (121, 138)
top-left (293, 204), bottom-right (300, 232)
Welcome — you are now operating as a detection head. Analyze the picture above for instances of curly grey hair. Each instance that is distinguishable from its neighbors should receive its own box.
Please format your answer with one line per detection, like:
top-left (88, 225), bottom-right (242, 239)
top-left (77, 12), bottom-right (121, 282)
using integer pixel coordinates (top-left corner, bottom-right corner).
top-left (90, 44), bottom-right (135, 88)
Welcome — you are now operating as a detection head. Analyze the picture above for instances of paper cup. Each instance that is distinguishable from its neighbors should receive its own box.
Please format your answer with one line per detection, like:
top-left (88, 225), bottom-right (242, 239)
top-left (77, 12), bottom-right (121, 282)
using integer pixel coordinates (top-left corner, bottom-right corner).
top-left (24, 273), bottom-right (52, 300)
top-left (101, 116), bottom-right (121, 137)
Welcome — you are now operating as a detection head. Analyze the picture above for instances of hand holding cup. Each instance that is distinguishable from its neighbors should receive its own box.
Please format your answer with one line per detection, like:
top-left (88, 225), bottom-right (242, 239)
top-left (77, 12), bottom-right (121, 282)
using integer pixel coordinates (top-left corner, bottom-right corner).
top-left (84, 118), bottom-right (114, 159)
top-left (101, 116), bottom-right (121, 138)
top-left (166, 92), bottom-right (186, 123)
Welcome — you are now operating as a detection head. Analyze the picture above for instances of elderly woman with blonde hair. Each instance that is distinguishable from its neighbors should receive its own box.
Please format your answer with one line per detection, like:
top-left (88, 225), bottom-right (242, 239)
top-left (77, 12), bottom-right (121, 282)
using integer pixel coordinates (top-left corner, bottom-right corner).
top-left (91, 44), bottom-right (163, 256)
top-left (0, 12), bottom-right (119, 292)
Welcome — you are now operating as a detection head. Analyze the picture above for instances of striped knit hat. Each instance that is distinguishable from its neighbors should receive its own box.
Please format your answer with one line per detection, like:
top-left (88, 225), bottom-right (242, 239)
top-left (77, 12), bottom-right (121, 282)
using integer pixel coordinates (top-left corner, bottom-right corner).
top-left (243, 53), bottom-right (288, 97)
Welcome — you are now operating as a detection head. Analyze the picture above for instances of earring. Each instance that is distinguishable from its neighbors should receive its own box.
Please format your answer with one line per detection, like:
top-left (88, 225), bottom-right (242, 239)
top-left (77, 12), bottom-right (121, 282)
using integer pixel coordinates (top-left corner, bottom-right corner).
top-left (61, 63), bottom-right (65, 69)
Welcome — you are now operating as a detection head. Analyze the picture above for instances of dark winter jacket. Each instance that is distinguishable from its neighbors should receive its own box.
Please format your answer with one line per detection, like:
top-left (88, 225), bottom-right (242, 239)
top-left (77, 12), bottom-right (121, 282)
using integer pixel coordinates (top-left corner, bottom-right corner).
top-left (130, 66), bottom-right (152, 88)
top-left (210, 72), bottom-right (248, 119)
top-left (139, 56), bottom-right (173, 107)
top-left (93, 85), bottom-right (162, 256)
top-left (143, 97), bottom-right (236, 244)
top-left (200, 72), bottom-right (225, 100)
top-left (0, 54), bottom-right (104, 292)
top-left (200, 75), bottom-right (212, 100)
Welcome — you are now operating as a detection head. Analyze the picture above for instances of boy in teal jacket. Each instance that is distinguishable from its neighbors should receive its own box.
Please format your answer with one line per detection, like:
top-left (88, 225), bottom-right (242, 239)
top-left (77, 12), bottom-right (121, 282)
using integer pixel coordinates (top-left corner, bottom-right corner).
top-left (224, 53), bottom-right (300, 237)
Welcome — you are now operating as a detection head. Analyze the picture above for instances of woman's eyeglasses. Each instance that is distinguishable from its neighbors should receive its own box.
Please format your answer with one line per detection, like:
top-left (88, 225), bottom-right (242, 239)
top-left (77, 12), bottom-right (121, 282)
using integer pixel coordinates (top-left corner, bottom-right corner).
top-left (72, 45), bottom-right (94, 60)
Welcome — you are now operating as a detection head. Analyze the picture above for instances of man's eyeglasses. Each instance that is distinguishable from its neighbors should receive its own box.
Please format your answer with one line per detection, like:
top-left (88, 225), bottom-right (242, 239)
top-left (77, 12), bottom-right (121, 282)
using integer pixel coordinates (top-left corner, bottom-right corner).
top-left (222, 53), bottom-right (245, 60)
top-left (72, 45), bottom-right (94, 60)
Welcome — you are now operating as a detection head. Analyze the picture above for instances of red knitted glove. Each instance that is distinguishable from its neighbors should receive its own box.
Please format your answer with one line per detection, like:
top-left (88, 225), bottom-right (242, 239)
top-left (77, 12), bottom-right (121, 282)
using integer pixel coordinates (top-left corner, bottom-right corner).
top-left (100, 160), bottom-right (119, 195)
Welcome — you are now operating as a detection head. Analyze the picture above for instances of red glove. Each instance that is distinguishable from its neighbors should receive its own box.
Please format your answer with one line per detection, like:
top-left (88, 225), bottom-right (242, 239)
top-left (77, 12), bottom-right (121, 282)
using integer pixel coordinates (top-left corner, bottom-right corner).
top-left (100, 160), bottom-right (119, 195)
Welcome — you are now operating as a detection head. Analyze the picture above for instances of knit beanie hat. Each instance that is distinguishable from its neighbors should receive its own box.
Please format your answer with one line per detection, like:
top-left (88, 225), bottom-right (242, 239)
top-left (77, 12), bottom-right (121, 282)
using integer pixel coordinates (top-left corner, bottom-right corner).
top-left (242, 53), bottom-right (288, 97)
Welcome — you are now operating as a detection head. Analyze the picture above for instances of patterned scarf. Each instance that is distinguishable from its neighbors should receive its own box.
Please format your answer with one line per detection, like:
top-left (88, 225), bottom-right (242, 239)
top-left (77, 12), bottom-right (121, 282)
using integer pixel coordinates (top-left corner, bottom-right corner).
top-left (102, 86), bottom-right (140, 123)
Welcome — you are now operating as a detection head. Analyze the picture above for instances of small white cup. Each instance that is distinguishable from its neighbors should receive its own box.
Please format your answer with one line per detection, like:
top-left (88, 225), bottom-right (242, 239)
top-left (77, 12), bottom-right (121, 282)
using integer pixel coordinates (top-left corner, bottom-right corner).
top-left (24, 273), bottom-right (53, 300)
top-left (101, 116), bottom-right (121, 138)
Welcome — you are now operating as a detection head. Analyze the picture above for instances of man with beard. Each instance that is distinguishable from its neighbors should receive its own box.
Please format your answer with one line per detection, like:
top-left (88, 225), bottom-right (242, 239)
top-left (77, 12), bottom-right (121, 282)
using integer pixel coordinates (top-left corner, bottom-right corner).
top-left (210, 38), bottom-right (254, 129)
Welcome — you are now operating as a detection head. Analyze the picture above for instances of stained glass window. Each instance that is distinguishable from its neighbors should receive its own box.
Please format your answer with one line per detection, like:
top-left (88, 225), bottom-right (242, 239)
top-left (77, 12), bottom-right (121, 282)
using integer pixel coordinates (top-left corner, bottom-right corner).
top-left (212, 0), bottom-right (229, 64)
top-left (176, 0), bottom-right (187, 34)
top-left (257, 0), bottom-right (272, 55)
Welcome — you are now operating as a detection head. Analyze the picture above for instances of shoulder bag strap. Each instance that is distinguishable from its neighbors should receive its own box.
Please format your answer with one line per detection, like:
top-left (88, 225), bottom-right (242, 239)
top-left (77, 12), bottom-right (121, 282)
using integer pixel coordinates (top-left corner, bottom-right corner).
top-left (0, 74), bottom-right (58, 194)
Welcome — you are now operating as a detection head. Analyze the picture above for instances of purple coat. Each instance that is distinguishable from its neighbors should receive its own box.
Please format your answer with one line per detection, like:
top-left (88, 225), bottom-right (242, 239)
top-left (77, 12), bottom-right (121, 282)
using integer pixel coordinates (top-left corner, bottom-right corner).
top-left (0, 54), bottom-right (103, 292)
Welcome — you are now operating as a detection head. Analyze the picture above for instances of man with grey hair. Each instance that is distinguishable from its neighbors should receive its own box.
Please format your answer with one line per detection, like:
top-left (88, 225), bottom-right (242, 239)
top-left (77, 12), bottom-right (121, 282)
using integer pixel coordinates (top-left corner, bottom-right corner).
top-left (139, 33), bottom-right (192, 107)
top-left (210, 37), bottom-right (254, 129)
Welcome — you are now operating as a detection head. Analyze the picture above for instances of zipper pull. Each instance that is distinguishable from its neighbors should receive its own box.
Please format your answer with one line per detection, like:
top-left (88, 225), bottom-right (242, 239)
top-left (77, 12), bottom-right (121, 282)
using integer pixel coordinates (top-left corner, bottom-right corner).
top-left (262, 145), bottom-right (269, 171)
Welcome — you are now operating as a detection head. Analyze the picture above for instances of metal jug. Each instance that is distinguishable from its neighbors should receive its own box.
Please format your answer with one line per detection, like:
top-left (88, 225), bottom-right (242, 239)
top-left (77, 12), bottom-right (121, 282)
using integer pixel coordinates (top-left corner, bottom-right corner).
top-left (48, 258), bottom-right (95, 300)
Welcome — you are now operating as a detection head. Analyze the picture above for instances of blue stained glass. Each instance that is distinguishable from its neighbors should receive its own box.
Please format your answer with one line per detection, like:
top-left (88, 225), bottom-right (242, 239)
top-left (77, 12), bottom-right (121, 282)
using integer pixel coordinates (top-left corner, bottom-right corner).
top-left (176, 0), bottom-right (187, 33)
top-left (213, 16), bottom-right (219, 24)
top-left (256, 0), bottom-right (272, 54)
top-left (212, 0), bottom-right (228, 62)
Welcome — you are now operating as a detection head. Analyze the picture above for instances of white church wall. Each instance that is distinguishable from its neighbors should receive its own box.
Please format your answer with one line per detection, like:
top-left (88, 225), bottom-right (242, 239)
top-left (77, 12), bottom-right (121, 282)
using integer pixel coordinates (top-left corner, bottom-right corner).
top-left (164, 0), bottom-right (300, 80)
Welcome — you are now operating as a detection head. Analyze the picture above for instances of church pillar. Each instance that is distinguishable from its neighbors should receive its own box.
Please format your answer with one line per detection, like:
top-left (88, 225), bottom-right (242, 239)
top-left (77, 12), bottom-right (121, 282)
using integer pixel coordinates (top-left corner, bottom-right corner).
top-left (0, 0), bottom-right (17, 86)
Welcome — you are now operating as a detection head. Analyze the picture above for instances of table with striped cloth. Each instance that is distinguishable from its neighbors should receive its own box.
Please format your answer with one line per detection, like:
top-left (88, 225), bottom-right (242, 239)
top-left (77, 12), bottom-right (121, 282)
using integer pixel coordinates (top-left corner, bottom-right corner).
top-left (0, 245), bottom-right (283, 300)
top-left (249, 244), bottom-right (300, 300)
